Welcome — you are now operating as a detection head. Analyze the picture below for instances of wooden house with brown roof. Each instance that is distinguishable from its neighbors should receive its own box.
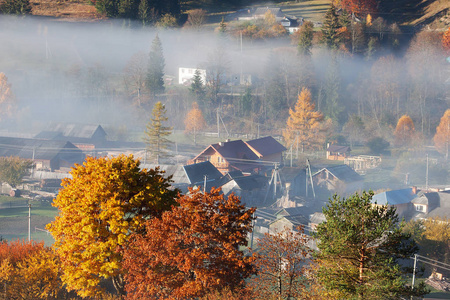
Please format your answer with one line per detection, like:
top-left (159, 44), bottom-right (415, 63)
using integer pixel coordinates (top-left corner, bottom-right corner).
top-left (245, 136), bottom-right (287, 164)
top-left (326, 144), bottom-right (351, 160)
top-left (188, 137), bottom-right (286, 175)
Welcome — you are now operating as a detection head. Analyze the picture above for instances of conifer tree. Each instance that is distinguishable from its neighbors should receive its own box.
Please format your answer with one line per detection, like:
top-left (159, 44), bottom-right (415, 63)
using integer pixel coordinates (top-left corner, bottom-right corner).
top-left (282, 87), bottom-right (324, 153)
top-left (146, 34), bottom-right (165, 98)
top-left (138, 0), bottom-right (150, 26)
top-left (323, 57), bottom-right (342, 123)
top-left (297, 21), bottom-right (314, 56)
top-left (190, 69), bottom-right (206, 103)
top-left (314, 191), bottom-right (428, 299)
top-left (322, 4), bottom-right (341, 50)
top-left (0, 0), bottom-right (31, 15)
top-left (143, 101), bottom-right (172, 164)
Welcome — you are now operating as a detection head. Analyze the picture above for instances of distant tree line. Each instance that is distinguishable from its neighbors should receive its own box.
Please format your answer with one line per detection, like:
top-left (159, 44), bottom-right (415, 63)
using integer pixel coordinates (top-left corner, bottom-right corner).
top-left (0, 0), bottom-right (31, 15)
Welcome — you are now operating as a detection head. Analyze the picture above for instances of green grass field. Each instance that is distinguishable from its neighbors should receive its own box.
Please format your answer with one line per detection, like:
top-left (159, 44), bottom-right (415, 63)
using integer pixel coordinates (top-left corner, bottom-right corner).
top-left (0, 197), bottom-right (57, 246)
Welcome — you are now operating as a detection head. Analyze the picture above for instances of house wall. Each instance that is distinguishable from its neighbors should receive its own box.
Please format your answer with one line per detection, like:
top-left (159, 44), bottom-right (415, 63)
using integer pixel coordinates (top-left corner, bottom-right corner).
top-left (392, 203), bottom-right (411, 217)
top-left (344, 180), bottom-right (364, 195)
top-left (191, 149), bottom-right (231, 174)
top-left (261, 152), bottom-right (283, 164)
top-left (269, 218), bottom-right (294, 233)
top-left (413, 203), bottom-right (428, 213)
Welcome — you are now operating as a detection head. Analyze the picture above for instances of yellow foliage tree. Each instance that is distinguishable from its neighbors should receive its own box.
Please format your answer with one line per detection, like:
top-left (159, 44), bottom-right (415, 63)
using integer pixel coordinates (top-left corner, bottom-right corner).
top-left (47, 155), bottom-right (179, 297)
top-left (434, 109), bottom-right (450, 160)
top-left (394, 115), bottom-right (415, 147)
top-left (0, 240), bottom-right (66, 299)
top-left (282, 87), bottom-right (324, 153)
top-left (184, 102), bottom-right (206, 145)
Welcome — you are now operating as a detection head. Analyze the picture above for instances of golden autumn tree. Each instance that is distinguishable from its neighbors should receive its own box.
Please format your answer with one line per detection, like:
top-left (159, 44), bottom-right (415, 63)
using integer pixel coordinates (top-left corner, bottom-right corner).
top-left (123, 187), bottom-right (256, 300)
top-left (283, 87), bottom-right (325, 153)
top-left (434, 109), bottom-right (450, 160)
top-left (443, 27), bottom-right (450, 54)
top-left (184, 102), bottom-right (206, 145)
top-left (47, 155), bottom-right (179, 298)
top-left (0, 240), bottom-right (66, 299)
top-left (249, 226), bottom-right (313, 300)
top-left (394, 115), bottom-right (416, 147)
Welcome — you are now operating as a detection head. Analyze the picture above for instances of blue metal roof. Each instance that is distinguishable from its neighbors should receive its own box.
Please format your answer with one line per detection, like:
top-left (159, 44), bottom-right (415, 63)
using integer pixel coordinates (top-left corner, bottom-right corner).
top-left (372, 188), bottom-right (417, 205)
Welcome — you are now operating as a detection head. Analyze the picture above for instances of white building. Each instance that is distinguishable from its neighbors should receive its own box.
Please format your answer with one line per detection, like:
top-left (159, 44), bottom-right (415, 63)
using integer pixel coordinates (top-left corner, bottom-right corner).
top-left (178, 67), bottom-right (206, 86)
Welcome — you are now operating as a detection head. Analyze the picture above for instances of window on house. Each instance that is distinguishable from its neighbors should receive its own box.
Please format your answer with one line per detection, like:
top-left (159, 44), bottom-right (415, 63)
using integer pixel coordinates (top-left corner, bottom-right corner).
top-left (415, 205), bottom-right (424, 212)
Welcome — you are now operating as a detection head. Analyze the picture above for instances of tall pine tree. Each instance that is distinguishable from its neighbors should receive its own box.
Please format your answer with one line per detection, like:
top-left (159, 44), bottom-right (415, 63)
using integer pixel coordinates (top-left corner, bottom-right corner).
top-left (314, 191), bottom-right (428, 299)
top-left (143, 101), bottom-right (172, 164)
top-left (146, 34), bottom-right (165, 98)
top-left (322, 4), bottom-right (341, 50)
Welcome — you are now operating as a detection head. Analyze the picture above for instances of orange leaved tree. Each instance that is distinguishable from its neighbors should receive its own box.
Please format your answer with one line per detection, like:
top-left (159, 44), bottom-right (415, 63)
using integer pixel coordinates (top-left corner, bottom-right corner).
top-left (184, 102), bottom-right (206, 145)
top-left (394, 115), bottom-right (415, 147)
top-left (0, 240), bottom-right (66, 299)
top-left (341, 0), bottom-right (377, 16)
top-left (283, 87), bottom-right (325, 153)
top-left (249, 226), bottom-right (313, 300)
top-left (123, 187), bottom-right (256, 300)
top-left (443, 27), bottom-right (450, 54)
top-left (47, 155), bottom-right (179, 297)
top-left (434, 109), bottom-right (450, 160)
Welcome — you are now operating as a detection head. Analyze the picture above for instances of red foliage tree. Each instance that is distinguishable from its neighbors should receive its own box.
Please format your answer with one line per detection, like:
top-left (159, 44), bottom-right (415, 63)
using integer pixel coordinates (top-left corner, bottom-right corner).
top-left (0, 239), bottom-right (44, 265)
top-left (123, 188), bottom-right (256, 300)
top-left (341, 0), bottom-right (377, 16)
top-left (443, 27), bottom-right (450, 55)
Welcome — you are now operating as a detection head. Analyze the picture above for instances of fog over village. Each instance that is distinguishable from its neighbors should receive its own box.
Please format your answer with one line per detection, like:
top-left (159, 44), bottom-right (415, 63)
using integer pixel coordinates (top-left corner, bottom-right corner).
top-left (0, 0), bottom-right (449, 299)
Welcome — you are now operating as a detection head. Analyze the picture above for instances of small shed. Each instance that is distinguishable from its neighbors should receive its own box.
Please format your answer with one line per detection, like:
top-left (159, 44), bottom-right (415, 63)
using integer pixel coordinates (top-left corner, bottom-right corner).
top-left (326, 145), bottom-right (351, 160)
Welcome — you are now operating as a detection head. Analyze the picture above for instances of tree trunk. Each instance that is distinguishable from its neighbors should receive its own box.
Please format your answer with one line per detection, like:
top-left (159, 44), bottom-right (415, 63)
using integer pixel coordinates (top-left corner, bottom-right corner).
top-left (112, 274), bottom-right (125, 296)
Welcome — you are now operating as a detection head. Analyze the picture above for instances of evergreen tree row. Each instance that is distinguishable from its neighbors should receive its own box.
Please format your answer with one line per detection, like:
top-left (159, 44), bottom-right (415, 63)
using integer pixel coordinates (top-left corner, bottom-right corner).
top-left (92, 0), bottom-right (180, 21)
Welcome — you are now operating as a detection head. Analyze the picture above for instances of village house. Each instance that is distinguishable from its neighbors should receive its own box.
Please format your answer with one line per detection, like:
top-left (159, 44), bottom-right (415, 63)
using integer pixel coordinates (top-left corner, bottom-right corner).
top-left (326, 144), bottom-right (351, 160)
top-left (183, 161), bottom-right (224, 191)
top-left (188, 136), bottom-right (286, 175)
top-left (269, 207), bottom-right (309, 233)
top-left (0, 136), bottom-right (85, 172)
top-left (178, 67), bottom-right (206, 86)
top-left (372, 188), bottom-right (418, 218)
top-left (36, 123), bottom-right (107, 149)
top-left (312, 165), bottom-right (363, 196)
top-left (410, 190), bottom-right (450, 220)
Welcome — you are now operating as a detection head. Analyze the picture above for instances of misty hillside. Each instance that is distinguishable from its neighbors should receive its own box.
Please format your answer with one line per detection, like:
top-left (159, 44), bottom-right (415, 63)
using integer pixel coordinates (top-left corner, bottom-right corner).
top-left (27, 0), bottom-right (450, 29)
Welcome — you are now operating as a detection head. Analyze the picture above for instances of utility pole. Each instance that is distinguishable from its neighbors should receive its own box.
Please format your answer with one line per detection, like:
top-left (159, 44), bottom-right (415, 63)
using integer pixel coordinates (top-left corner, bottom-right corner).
top-left (217, 108), bottom-right (220, 138)
top-left (28, 203), bottom-right (31, 242)
top-left (411, 254), bottom-right (417, 290)
top-left (425, 154), bottom-right (429, 191)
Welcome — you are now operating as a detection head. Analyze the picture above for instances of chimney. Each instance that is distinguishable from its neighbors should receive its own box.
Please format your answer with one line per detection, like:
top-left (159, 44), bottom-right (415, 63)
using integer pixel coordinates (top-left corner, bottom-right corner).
top-left (412, 186), bottom-right (417, 194)
top-left (218, 142), bottom-right (224, 147)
